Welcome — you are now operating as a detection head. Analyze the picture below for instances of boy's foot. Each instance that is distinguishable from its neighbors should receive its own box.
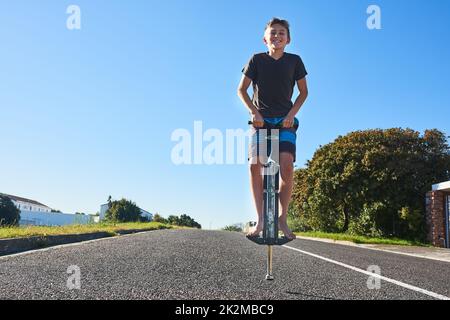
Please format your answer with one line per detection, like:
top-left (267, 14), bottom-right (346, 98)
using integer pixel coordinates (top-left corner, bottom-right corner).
top-left (278, 222), bottom-right (296, 240)
top-left (246, 223), bottom-right (263, 237)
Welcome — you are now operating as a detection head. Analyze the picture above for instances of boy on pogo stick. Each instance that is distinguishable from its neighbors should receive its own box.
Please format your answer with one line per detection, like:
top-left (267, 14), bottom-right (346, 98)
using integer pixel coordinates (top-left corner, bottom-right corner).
top-left (237, 18), bottom-right (309, 240)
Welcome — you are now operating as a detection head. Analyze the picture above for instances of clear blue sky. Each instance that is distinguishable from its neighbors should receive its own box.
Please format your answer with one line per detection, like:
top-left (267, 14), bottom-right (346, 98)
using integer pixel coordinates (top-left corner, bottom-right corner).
top-left (1, 0), bottom-right (449, 229)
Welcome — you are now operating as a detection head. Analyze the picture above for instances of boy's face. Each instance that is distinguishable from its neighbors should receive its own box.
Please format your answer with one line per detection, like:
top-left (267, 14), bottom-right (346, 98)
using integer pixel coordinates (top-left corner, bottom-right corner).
top-left (263, 24), bottom-right (290, 50)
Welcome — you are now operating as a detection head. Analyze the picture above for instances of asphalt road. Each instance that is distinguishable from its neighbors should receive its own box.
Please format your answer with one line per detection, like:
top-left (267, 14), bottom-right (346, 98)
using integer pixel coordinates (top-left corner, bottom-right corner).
top-left (0, 229), bottom-right (449, 300)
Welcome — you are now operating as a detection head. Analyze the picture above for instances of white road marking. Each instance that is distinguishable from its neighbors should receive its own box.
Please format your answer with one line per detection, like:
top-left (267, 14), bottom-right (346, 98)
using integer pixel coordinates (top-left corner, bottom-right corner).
top-left (295, 235), bottom-right (450, 263)
top-left (283, 244), bottom-right (450, 300)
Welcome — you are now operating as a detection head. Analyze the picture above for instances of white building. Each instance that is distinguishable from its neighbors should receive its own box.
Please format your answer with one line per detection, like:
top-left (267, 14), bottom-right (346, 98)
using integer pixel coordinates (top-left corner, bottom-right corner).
top-left (99, 203), bottom-right (153, 221)
top-left (1, 193), bottom-right (99, 226)
top-left (19, 211), bottom-right (98, 226)
top-left (1, 193), bottom-right (52, 212)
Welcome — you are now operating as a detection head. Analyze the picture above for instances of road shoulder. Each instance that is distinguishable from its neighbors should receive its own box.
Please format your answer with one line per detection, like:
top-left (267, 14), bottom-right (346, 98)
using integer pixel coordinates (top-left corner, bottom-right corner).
top-left (295, 235), bottom-right (450, 263)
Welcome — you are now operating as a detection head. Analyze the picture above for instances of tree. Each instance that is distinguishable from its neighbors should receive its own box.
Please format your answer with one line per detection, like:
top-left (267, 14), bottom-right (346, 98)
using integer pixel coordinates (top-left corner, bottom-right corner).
top-left (290, 128), bottom-right (450, 240)
top-left (0, 195), bottom-right (20, 227)
top-left (167, 214), bottom-right (201, 229)
top-left (105, 198), bottom-right (141, 222)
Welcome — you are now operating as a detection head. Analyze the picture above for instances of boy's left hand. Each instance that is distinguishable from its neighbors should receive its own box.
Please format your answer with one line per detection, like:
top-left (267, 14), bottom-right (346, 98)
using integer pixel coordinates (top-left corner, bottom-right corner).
top-left (282, 115), bottom-right (295, 128)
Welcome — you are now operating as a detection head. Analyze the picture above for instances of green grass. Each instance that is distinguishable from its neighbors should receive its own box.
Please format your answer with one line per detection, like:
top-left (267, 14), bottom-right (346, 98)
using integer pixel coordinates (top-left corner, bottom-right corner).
top-left (0, 222), bottom-right (176, 239)
top-left (294, 231), bottom-right (429, 247)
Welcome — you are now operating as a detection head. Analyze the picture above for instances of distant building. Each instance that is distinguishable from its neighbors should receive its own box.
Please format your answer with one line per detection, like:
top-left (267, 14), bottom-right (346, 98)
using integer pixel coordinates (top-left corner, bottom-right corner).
top-left (1, 192), bottom-right (98, 226)
top-left (0, 193), bottom-right (52, 212)
top-left (99, 203), bottom-right (153, 221)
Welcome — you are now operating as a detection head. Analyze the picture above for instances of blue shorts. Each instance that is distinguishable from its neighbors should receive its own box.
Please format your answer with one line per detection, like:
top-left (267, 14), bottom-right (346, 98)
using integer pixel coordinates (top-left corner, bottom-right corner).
top-left (248, 117), bottom-right (298, 163)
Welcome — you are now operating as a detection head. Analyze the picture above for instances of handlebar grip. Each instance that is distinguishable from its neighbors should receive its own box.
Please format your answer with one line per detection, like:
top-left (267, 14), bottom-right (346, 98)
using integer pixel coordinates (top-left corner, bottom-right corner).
top-left (248, 120), bottom-right (298, 129)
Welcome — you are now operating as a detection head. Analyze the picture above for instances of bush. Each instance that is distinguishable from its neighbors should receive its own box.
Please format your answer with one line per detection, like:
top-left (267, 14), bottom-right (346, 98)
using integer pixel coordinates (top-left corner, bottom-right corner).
top-left (348, 202), bottom-right (385, 238)
top-left (167, 214), bottom-right (201, 229)
top-left (399, 206), bottom-right (425, 241)
top-left (223, 224), bottom-right (243, 232)
top-left (152, 213), bottom-right (201, 229)
top-left (0, 195), bottom-right (20, 227)
top-left (153, 213), bottom-right (168, 224)
top-left (167, 215), bottom-right (180, 225)
top-left (287, 212), bottom-right (311, 233)
top-left (105, 198), bottom-right (141, 222)
top-left (178, 214), bottom-right (201, 228)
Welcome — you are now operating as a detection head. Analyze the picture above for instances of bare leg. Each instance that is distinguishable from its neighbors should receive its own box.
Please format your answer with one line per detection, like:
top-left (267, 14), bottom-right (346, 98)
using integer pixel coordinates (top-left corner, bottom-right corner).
top-left (248, 159), bottom-right (264, 236)
top-left (278, 152), bottom-right (296, 239)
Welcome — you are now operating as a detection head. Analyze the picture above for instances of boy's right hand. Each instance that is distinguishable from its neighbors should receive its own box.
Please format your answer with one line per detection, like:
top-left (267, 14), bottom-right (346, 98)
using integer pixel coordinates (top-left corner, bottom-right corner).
top-left (251, 112), bottom-right (264, 128)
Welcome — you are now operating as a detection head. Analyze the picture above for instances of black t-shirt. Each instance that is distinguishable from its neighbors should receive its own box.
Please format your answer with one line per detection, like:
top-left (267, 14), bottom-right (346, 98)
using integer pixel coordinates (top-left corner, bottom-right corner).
top-left (242, 52), bottom-right (307, 118)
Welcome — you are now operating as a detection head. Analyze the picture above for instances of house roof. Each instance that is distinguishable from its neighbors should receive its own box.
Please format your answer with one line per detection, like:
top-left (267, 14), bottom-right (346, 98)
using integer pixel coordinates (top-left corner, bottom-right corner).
top-left (0, 193), bottom-right (50, 208)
